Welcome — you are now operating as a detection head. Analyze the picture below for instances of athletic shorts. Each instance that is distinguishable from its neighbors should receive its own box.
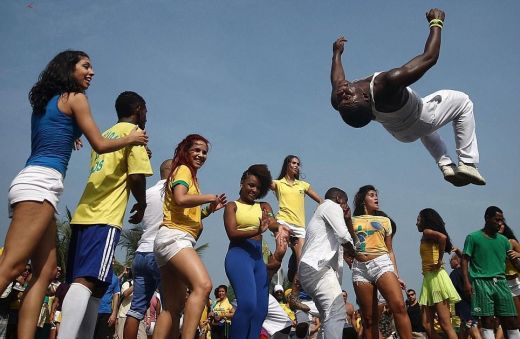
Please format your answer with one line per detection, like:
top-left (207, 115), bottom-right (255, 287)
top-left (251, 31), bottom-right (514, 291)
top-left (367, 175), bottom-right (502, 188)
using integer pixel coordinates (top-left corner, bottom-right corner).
top-left (8, 165), bottom-right (63, 216)
top-left (66, 224), bottom-right (121, 285)
top-left (277, 220), bottom-right (306, 239)
top-left (154, 227), bottom-right (196, 267)
top-left (352, 254), bottom-right (395, 284)
top-left (507, 276), bottom-right (520, 297)
top-left (471, 277), bottom-right (517, 317)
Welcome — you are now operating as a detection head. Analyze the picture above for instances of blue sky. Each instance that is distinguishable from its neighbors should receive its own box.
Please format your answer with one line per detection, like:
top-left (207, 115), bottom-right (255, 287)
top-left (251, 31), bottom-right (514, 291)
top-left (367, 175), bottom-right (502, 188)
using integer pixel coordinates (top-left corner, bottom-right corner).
top-left (1, 0), bottom-right (519, 299)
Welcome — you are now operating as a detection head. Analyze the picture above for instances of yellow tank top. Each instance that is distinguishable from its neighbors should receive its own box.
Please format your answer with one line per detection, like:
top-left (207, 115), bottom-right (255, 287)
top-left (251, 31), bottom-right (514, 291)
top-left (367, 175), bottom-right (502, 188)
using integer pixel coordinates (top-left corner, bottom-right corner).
top-left (235, 201), bottom-right (262, 232)
top-left (420, 241), bottom-right (444, 273)
top-left (506, 258), bottom-right (519, 276)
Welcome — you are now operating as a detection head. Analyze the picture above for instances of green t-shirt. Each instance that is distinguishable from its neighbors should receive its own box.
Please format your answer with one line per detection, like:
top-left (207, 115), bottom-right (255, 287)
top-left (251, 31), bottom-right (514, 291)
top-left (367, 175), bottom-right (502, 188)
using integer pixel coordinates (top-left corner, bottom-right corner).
top-left (463, 229), bottom-right (511, 278)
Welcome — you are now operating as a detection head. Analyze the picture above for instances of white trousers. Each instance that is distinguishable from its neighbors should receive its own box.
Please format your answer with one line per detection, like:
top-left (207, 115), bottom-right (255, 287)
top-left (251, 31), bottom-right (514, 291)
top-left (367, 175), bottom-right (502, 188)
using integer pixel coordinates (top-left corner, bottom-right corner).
top-left (299, 263), bottom-right (344, 339)
top-left (262, 294), bottom-right (292, 336)
top-left (392, 90), bottom-right (479, 167)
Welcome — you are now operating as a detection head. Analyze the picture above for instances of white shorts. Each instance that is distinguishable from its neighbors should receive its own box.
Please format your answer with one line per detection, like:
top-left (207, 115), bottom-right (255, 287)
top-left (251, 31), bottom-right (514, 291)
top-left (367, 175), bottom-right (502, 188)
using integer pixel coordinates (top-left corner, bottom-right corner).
top-left (352, 254), bottom-right (395, 284)
top-left (277, 220), bottom-right (306, 238)
top-left (8, 165), bottom-right (63, 216)
top-left (507, 276), bottom-right (520, 297)
top-left (154, 227), bottom-right (196, 267)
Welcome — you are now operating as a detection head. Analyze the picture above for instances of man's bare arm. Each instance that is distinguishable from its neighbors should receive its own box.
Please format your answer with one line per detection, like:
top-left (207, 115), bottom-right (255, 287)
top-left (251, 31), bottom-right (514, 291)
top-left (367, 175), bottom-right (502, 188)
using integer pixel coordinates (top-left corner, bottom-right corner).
top-left (382, 9), bottom-right (445, 90)
top-left (331, 36), bottom-right (348, 109)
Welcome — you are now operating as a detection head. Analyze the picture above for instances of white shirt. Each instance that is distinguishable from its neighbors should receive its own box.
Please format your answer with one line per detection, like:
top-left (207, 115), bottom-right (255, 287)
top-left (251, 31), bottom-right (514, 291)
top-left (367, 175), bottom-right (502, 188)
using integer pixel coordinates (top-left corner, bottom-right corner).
top-left (300, 199), bottom-right (353, 272)
top-left (136, 179), bottom-right (166, 252)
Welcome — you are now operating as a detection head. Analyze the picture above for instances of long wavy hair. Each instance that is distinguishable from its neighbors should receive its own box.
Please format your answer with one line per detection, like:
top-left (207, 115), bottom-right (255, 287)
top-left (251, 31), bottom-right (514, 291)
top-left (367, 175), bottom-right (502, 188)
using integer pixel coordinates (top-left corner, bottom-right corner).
top-left (353, 185), bottom-right (376, 216)
top-left (166, 134), bottom-right (210, 190)
top-left (500, 223), bottom-right (518, 241)
top-left (240, 164), bottom-right (272, 199)
top-left (277, 155), bottom-right (300, 180)
top-left (418, 208), bottom-right (454, 253)
top-left (29, 50), bottom-right (90, 114)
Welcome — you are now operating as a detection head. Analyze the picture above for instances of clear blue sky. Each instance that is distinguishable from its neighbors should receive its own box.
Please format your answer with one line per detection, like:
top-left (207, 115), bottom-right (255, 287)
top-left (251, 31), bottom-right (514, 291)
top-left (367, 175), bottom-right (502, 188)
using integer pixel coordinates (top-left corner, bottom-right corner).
top-left (1, 0), bottom-right (519, 299)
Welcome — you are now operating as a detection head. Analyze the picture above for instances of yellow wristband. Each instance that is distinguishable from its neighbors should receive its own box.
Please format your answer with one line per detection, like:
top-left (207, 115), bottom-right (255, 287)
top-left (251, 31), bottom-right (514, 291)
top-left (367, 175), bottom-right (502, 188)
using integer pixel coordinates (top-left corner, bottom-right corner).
top-left (429, 19), bottom-right (444, 26)
top-left (429, 23), bottom-right (443, 29)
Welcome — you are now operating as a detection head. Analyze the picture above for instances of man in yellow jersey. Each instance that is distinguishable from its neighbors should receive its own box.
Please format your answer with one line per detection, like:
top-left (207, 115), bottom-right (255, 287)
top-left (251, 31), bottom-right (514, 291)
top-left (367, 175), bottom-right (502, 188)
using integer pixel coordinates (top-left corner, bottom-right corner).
top-left (58, 91), bottom-right (153, 339)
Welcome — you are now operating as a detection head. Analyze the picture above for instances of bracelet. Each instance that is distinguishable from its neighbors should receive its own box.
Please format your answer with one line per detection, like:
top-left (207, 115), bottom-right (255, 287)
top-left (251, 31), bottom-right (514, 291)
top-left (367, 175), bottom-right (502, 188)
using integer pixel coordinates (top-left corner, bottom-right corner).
top-left (429, 19), bottom-right (443, 29)
top-left (429, 23), bottom-right (443, 29)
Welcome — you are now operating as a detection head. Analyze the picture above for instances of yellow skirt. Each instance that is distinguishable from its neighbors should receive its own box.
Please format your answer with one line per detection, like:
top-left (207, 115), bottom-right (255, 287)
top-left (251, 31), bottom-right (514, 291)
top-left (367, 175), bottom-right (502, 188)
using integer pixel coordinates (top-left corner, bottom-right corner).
top-left (419, 268), bottom-right (461, 306)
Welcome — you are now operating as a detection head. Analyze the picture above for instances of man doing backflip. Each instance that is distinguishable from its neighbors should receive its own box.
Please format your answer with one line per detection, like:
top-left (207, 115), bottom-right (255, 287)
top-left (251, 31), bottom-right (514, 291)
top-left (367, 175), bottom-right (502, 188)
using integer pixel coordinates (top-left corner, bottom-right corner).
top-left (330, 8), bottom-right (484, 187)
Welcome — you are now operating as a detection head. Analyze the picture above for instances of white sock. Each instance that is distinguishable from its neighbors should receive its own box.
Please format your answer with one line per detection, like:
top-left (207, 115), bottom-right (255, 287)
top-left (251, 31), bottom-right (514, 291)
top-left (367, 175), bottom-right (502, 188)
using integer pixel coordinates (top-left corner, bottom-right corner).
top-left (77, 297), bottom-right (101, 339)
top-left (481, 328), bottom-right (495, 339)
top-left (507, 330), bottom-right (520, 339)
top-left (57, 283), bottom-right (92, 339)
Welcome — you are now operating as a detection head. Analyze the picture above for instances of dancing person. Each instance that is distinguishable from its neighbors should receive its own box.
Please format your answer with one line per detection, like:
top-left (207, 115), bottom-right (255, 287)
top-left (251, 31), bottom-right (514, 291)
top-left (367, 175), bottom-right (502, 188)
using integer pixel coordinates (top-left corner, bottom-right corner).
top-left (499, 221), bottom-right (520, 330)
top-left (59, 91), bottom-right (152, 339)
top-left (330, 8), bottom-right (485, 186)
top-left (152, 134), bottom-right (226, 339)
top-left (0, 51), bottom-right (147, 339)
top-left (271, 155), bottom-right (322, 309)
top-left (350, 185), bottom-right (412, 339)
top-left (209, 285), bottom-right (234, 339)
top-left (299, 187), bottom-right (355, 339)
top-left (224, 164), bottom-right (281, 338)
top-left (462, 206), bottom-right (520, 339)
top-left (449, 254), bottom-right (481, 339)
top-left (123, 159), bottom-right (172, 339)
top-left (416, 208), bottom-right (461, 339)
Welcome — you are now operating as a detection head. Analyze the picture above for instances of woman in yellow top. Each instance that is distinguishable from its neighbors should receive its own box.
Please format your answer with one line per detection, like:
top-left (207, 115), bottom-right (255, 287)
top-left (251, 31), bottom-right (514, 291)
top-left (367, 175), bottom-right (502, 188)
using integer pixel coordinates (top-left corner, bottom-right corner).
top-left (270, 155), bottom-right (321, 308)
top-left (350, 185), bottom-right (412, 339)
top-left (499, 223), bottom-right (520, 328)
top-left (224, 164), bottom-right (279, 338)
top-left (209, 285), bottom-right (235, 339)
top-left (153, 134), bottom-right (227, 339)
top-left (416, 208), bottom-right (460, 339)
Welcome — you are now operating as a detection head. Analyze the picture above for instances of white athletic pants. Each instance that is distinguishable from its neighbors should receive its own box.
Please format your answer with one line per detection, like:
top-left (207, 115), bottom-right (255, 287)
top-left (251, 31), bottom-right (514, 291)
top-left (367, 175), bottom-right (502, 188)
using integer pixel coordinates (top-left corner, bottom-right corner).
top-left (418, 90), bottom-right (479, 167)
top-left (299, 263), bottom-right (344, 339)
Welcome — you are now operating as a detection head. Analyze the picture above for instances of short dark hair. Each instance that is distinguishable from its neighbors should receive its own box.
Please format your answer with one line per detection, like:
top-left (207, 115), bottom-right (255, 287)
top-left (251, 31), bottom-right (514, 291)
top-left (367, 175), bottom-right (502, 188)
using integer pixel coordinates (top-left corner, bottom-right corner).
top-left (115, 91), bottom-right (146, 119)
top-left (339, 105), bottom-right (373, 128)
top-left (324, 187), bottom-right (347, 202)
top-left (484, 206), bottom-right (503, 220)
top-left (406, 289), bottom-right (416, 294)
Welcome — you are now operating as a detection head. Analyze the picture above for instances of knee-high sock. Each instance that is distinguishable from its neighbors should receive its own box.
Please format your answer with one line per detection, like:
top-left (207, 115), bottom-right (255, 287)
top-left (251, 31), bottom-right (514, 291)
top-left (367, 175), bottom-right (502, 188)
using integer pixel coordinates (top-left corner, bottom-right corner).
top-left (77, 297), bottom-right (101, 339)
top-left (481, 328), bottom-right (495, 339)
top-left (57, 283), bottom-right (92, 339)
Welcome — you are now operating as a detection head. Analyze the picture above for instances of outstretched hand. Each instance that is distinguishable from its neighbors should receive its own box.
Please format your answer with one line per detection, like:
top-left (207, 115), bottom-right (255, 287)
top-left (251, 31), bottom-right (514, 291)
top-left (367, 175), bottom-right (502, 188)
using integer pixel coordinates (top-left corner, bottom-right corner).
top-left (258, 209), bottom-right (271, 235)
top-left (209, 193), bottom-right (227, 213)
top-left (426, 8), bottom-right (445, 22)
top-left (333, 36), bottom-right (347, 55)
top-left (128, 125), bottom-right (148, 146)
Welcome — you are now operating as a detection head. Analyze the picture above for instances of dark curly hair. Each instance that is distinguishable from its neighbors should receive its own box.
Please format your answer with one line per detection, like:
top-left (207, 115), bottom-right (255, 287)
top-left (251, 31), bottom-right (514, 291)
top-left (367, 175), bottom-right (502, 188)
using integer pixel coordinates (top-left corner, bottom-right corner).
top-left (29, 50), bottom-right (90, 114)
top-left (353, 185), bottom-right (377, 216)
top-left (240, 164), bottom-right (272, 199)
top-left (418, 208), bottom-right (454, 253)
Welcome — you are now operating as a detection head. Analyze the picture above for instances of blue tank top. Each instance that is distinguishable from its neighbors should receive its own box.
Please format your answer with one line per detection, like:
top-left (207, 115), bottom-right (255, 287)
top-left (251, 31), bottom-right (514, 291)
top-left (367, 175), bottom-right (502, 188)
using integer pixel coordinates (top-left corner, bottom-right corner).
top-left (25, 95), bottom-right (82, 176)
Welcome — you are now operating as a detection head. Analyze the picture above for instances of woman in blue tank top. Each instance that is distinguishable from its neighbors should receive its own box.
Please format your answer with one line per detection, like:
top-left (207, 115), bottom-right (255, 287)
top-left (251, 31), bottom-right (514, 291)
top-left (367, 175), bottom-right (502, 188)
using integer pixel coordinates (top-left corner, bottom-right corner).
top-left (0, 50), bottom-right (147, 338)
top-left (224, 164), bottom-right (280, 339)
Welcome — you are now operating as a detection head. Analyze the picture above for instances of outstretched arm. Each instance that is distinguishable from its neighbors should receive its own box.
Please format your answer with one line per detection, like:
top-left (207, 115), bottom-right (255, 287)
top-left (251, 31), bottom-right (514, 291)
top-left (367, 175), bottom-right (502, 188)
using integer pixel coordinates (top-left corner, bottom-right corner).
top-left (331, 36), bottom-right (348, 109)
top-left (382, 8), bottom-right (445, 90)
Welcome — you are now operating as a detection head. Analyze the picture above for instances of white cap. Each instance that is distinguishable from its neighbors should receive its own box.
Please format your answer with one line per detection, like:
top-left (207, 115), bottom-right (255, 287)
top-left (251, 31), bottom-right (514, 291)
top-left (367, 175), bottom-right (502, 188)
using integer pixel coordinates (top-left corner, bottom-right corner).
top-left (274, 284), bottom-right (284, 293)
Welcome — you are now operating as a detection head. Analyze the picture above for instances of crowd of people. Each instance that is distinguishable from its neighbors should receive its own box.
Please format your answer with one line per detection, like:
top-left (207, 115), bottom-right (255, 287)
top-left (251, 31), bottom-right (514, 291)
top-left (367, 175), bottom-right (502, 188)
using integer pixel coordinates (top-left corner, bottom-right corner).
top-left (0, 6), bottom-right (520, 339)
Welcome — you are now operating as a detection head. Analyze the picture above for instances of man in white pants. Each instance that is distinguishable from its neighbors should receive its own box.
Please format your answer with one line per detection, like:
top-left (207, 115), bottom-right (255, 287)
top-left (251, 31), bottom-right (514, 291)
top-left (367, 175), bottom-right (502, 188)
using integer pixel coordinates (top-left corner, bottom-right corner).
top-left (330, 8), bottom-right (485, 187)
top-left (299, 187), bottom-right (355, 339)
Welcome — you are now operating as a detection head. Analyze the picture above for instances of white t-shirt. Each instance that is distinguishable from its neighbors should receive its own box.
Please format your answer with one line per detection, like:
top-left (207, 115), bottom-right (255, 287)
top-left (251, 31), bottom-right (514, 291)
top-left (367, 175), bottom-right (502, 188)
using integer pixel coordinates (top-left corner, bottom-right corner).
top-left (137, 179), bottom-right (166, 252)
top-left (300, 199), bottom-right (353, 272)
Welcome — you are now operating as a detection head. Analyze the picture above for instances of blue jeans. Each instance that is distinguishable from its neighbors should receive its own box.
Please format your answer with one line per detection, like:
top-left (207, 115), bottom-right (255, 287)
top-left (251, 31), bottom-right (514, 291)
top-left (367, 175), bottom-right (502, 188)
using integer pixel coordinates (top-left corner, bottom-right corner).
top-left (127, 252), bottom-right (161, 320)
top-left (225, 239), bottom-right (268, 339)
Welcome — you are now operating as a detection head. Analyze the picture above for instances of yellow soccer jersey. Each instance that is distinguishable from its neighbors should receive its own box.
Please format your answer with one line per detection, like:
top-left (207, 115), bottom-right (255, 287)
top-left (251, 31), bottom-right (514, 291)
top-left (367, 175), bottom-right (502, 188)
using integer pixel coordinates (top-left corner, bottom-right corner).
top-left (71, 122), bottom-right (153, 228)
top-left (273, 178), bottom-right (310, 227)
top-left (351, 215), bottom-right (392, 255)
top-left (162, 165), bottom-right (202, 239)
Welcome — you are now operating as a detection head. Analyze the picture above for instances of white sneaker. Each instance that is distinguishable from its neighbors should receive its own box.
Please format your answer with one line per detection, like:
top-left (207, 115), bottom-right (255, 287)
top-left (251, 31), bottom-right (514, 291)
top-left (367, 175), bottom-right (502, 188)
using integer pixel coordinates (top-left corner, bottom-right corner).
top-left (457, 163), bottom-right (486, 185)
top-left (440, 164), bottom-right (470, 187)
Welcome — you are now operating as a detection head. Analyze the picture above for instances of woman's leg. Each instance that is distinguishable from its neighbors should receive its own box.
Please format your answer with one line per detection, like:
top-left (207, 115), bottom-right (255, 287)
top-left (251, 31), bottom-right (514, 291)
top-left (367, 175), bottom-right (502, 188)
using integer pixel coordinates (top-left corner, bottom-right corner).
top-left (17, 217), bottom-right (57, 339)
top-left (353, 282), bottom-right (378, 339)
top-left (225, 244), bottom-right (256, 339)
top-left (0, 201), bottom-right (55, 292)
top-left (153, 265), bottom-right (187, 339)
top-left (426, 306), bottom-right (440, 339)
top-left (249, 258), bottom-right (268, 339)
top-left (168, 248), bottom-right (212, 339)
top-left (433, 300), bottom-right (458, 339)
top-left (377, 272), bottom-right (412, 339)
